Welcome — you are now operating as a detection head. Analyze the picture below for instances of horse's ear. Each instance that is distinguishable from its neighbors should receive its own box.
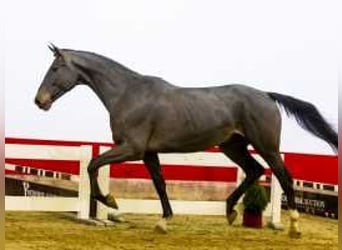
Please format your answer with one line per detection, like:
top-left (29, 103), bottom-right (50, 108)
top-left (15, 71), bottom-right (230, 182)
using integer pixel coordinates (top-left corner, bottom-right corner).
top-left (48, 43), bottom-right (61, 57)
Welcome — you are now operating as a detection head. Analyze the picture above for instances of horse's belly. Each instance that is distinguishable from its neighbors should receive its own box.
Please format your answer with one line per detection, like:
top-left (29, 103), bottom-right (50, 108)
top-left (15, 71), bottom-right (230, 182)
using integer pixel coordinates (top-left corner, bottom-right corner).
top-left (148, 126), bottom-right (238, 153)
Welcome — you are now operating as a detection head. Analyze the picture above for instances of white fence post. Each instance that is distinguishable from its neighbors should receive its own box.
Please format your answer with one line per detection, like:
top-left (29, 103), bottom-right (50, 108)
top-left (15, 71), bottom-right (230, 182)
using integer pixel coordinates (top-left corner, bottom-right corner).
top-left (236, 167), bottom-right (245, 204)
top-left (268, 174), bottom-right (284, 229)
top-left (77, 145), bottom-right (92, 220)
top-left (96, 146), bottom-right (111, 220)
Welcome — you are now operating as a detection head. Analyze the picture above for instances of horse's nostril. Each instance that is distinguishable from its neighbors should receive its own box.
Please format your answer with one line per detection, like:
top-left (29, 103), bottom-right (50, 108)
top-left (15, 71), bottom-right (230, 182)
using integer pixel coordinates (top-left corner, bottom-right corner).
top-left (35, 98), bottom-right (41, 106)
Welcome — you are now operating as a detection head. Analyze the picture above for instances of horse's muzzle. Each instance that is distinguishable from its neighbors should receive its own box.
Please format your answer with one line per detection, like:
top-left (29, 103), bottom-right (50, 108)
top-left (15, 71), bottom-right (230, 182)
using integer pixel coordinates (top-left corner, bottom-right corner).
top-left (34, 89), bottom-right (52, 111)
top-left (35, 97), bottom-right (52, 111)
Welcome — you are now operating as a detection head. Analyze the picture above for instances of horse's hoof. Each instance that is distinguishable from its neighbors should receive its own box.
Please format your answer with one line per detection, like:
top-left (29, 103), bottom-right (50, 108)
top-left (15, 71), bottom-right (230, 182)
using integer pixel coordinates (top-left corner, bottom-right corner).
top-left (227, 210), bottom-right (238, 225)
top-left (105, 194), bottom-right (118, 209)
top-left (154, 219), bottom-right (168, 234)
top-left (108, 212), bottom-right (125, 223)
top-left (289, 230), bottom-right (302, 239)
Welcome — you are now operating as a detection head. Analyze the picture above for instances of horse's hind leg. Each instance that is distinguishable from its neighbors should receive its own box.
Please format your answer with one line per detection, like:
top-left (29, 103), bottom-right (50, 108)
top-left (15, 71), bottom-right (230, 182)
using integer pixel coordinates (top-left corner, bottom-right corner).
top-left (239, 96), bottom-right (301, 238)
top-left (245, 129), bottom-right (301, 237)
top-left (219, 134), bottom-right (265, 225)
top-left (257, 151), bottom-right (301, 238)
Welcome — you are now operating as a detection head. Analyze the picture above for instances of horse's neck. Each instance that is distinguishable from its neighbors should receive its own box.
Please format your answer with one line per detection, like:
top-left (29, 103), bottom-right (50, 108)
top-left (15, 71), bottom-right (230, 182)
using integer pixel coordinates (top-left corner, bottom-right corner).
top-left (68, 51), bottom-right (138, 111)
top-left (85, 72), bottom-right (126, 111)
top-left (73, 52), bottom-right (171, 113)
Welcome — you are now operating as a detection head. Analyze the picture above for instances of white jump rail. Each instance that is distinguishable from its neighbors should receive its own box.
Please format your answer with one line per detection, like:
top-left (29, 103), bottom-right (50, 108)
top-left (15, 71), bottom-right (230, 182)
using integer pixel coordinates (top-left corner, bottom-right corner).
top-left (5, 143), bottom-right (110, 221)
top-left (5, 143), bottom-right (283, 228)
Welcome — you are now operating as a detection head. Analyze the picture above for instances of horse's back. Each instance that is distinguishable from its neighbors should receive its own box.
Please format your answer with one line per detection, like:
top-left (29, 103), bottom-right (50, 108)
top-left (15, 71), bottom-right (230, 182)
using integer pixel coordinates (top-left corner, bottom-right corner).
top-left (145, 83), bottom-right (280, 152)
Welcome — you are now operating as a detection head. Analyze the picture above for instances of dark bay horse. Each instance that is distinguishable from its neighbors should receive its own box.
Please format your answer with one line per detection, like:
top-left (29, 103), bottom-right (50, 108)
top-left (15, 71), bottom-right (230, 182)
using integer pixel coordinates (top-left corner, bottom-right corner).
top-left (35, 44), bottom-right (337, 238)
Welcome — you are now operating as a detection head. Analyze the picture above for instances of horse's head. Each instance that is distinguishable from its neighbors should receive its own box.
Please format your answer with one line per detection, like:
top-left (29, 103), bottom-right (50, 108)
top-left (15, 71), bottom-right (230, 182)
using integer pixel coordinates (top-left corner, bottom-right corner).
top-left (34, 44), bottom-right (80, 111)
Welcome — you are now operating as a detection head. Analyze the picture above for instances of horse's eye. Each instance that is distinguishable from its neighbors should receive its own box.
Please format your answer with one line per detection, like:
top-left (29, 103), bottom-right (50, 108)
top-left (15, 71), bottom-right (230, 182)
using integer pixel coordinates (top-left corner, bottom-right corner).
top-left (51, 67), bottom-right (58, 72)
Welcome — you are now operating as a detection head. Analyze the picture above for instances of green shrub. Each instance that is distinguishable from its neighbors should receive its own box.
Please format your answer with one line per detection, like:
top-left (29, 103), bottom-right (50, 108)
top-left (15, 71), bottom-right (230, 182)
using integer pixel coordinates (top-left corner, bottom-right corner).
top-left (243, 183), bottom-right (268, 215)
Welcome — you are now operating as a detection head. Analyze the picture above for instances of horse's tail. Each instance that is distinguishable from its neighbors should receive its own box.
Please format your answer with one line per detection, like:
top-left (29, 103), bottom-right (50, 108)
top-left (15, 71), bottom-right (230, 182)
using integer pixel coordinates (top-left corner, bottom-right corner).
top-left (267, 92), bottom-right (338, 153)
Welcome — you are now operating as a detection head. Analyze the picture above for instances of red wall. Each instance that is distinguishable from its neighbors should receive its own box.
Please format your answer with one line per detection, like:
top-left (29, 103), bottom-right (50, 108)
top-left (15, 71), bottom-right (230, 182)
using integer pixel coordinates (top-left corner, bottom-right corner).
top-left (5, 137), bottom-right (338, 185)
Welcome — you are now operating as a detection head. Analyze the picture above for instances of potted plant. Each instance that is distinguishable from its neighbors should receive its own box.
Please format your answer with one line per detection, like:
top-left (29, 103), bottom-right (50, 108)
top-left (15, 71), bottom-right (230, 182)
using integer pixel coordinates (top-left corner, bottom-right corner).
top-left (242, 182), bottom-right (268, 228)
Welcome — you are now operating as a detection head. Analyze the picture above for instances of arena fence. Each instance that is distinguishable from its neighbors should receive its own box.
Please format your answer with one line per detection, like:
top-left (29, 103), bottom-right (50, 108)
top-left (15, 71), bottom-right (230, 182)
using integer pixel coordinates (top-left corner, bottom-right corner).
top-left (5, 143), bottom-right (111, 222)
top-left (4, 138), bottom-right (289, 227)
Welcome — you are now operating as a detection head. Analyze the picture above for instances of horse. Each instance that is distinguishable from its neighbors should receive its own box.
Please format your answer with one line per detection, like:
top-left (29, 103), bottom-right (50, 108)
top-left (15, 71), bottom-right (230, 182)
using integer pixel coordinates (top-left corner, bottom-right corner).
top-left (34, 44), bottom-right (337, 238)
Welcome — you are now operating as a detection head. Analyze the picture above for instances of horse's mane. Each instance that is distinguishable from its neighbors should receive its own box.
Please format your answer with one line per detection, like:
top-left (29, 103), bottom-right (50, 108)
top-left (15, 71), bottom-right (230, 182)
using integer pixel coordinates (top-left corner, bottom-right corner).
top-left (63, 49), bottom-right (141, 78)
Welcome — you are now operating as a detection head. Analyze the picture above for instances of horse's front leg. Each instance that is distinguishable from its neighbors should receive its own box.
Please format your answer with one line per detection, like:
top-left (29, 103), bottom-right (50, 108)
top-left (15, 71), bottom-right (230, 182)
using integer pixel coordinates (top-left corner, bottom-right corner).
top-left (143, 152), bottom-right (173, 233)
top-left (87, 144), bottom-right (142, 209)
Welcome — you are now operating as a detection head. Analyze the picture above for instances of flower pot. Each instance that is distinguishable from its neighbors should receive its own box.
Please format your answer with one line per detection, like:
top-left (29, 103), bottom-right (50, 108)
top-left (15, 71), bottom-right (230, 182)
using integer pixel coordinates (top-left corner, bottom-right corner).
top-left (243, 211), bottom-right (263, 228)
